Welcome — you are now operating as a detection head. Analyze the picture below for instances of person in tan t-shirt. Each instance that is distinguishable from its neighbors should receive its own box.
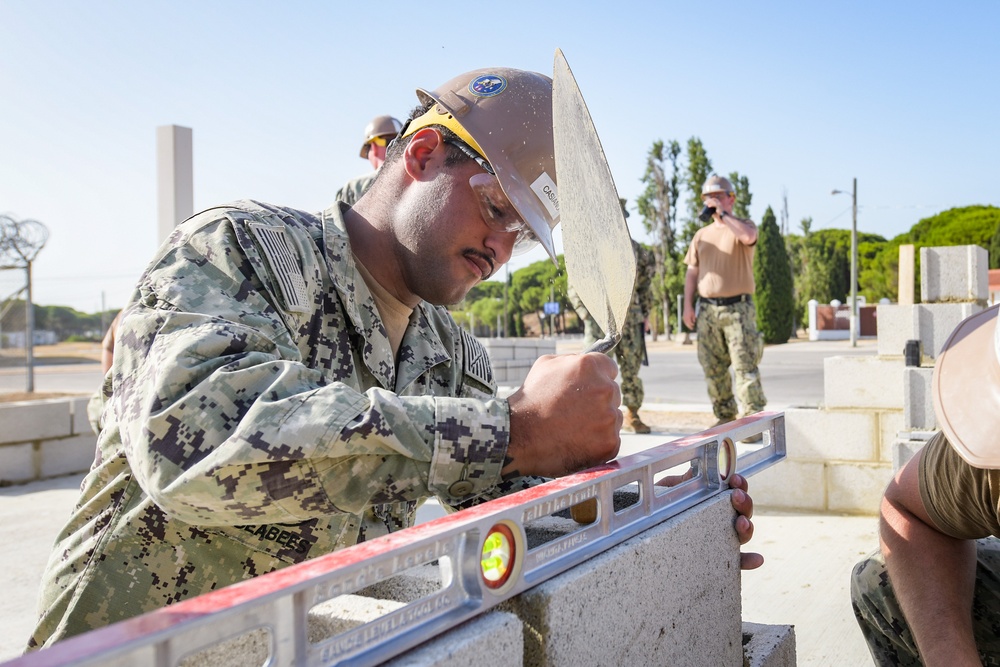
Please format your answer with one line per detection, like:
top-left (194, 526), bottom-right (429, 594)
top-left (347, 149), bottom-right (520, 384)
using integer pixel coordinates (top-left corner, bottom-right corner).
top-left (852, 305), bottom-right (1000, 665)
top-left (682, 174), bottom-right (766, 430)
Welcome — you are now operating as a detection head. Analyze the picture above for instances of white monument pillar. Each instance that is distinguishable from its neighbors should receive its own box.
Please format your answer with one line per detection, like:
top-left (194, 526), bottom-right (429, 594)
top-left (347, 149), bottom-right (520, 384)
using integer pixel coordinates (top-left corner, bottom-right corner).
top-left (156, 125), bottom-right (193, 244)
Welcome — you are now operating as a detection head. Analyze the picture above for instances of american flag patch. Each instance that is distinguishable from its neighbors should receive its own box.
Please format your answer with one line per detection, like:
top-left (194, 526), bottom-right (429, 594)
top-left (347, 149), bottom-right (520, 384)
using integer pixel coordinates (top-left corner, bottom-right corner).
top-left (461, 329), bottom-right (494, 387)
top-left (248, 223), bottom-right (309, 314)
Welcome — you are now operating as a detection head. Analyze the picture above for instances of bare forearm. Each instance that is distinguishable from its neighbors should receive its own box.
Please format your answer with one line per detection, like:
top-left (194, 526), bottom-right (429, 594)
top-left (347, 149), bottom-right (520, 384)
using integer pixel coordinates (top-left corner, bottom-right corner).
top-left (880, 500), bottom-right (980, 665)
top-left (719, 211), bottom-right (757, 245)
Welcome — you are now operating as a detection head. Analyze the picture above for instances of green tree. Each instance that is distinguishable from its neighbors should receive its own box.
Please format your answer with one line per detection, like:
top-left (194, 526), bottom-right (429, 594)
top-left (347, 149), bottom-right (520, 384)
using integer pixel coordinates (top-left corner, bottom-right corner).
top-left (754, 207), bottom-right (793, 343)
top-left (680, 137), bottom-right (713, 248)
top-left (990, 219), bottom-right (1000, 270)
top-left (728, 171), bottom-right (752, 220)
top-left (636, 139), bottom-right (682, 337)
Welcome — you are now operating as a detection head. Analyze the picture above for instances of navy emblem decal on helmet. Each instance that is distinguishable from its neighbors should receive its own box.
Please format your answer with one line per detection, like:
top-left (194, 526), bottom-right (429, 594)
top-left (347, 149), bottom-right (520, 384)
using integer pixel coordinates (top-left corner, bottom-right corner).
top-left (469, 74), bottom-right (508, 98)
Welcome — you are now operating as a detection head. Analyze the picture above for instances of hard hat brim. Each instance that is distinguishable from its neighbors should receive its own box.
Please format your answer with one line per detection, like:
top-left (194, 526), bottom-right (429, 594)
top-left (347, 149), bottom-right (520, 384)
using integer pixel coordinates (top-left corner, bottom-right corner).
top-left (933, 304), bottom-right (1000, 467)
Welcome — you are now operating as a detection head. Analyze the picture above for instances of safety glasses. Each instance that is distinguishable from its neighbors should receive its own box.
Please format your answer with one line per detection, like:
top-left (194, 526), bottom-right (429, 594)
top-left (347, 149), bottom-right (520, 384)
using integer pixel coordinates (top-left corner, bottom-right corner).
top-left (446, 139), bottom-right (539, 254)
top-left (367, 135), bottom-right (391, 148)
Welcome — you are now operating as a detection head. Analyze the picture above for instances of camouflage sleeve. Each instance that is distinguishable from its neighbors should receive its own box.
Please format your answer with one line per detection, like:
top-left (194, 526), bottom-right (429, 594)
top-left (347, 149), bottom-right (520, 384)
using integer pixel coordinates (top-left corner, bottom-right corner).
top-left (113, 211), bottom-right (508, 527)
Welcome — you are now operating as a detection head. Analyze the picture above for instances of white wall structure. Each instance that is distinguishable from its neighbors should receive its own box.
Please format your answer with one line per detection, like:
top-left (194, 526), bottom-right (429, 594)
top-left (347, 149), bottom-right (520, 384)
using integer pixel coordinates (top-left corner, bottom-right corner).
top-left (156, 125), bottom-right (193, 244)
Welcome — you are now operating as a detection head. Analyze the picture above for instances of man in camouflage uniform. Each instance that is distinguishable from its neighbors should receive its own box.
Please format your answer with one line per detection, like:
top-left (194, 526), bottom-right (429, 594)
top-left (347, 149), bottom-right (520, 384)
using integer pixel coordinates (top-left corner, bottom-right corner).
top-left (852, 306), bottom-right (1000, 666)
top-left (27, 68), bottom-right (631, 650)
top-left (335, 114), bottom-right (402, 205)
top-left (568, 205), bottom-right (656, 434)
top-left (682, 175), bottom-right (766, 430)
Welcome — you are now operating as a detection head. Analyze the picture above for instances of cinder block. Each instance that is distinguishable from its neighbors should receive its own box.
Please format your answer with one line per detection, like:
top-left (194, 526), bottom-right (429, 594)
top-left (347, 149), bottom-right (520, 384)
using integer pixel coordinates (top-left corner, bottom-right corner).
top-left (0, 442), bottom-right (35, 484)
top-left (892, 431), bottom-right (934, 471)
top-left (921, 245), bottom-right (988, 303)
top-left (513, 340), bottom-right (551, 360)
top-left (742, 622), bottom-right (797, 667)
top-left (877, 410), bottom-right (905, 463)
top-left (388, 611), bottom-right (523, 667)
top-left (903, 367), bottom-right (935, 430)
top-left (503, 494), bottom-right (742, 666)
top-left (482, 339), bottom-right (515, 362)
top-left (876, 304), bottom-right (916, 358)
top-left (0, 399), bottom-right (73, 444)
top-left (750, 459), bottom-right (826, 511)
top-left (784, 407), bottom-right (877, 461)
top-left (827, 462), bottom-right (894, 515)
top-left (917, 303), bottom-right (982, 359)
top-left (823, 356), bottom-right (903, 410)
top-left (69, 396), bottom-right (94, 436)
top-left (40, 434), bottom-right (97, 478)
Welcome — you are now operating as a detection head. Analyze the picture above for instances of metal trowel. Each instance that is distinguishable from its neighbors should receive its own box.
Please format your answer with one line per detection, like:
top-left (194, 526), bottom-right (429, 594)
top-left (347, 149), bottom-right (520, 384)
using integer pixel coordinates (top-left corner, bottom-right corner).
top-left (553, 48), bottom-right (637, 355)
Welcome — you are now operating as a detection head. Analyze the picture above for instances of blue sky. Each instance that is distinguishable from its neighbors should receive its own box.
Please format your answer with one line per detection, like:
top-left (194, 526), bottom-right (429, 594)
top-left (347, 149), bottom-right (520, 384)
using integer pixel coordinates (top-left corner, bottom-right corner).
top-left (1, 1), bottom-right (997, 313)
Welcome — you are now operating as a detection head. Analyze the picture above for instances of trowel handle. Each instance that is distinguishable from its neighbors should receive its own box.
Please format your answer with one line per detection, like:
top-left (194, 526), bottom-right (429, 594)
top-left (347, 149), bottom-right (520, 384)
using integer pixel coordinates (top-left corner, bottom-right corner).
top-left (584, 333), bottom-right (620, 355)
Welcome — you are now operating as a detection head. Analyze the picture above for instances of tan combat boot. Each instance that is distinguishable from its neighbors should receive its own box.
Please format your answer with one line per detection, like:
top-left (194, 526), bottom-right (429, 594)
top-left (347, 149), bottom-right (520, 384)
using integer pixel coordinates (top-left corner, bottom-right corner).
top-left (623, 407), bottom-right (651, 434)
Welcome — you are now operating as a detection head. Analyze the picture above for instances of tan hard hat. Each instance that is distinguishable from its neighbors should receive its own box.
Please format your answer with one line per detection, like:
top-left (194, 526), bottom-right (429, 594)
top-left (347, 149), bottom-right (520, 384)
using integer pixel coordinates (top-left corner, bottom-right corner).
top-left (932, 304), bottom-right (1000, 467)
top-left (406, 68), bottom-right (559, 261)
top-left (702, 174), bottom-right (735, 197)
top-left (360, 115), bottom-right (403, 158)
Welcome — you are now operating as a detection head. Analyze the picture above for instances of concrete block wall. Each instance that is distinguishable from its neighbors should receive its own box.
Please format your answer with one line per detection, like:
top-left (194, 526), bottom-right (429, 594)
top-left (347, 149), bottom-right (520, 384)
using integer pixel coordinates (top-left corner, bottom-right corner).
top-left (750, 406), bottom-right (899, 514)
top-left (876, 302), bottom-right (982, 359)
top-left (479, 338), bottom-right (556, 389)
top-left (761, 244), bottom-right (989, 515)
top-left (0, 397), bottom-right (96, 485)
top-left (178, 493), bottom-right (795, 667)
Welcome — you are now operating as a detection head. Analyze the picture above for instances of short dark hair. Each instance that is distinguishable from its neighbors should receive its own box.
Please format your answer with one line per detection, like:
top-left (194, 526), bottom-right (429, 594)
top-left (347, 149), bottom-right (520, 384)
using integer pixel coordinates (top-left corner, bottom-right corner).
top-left (381, 101), bottom-right (473, 169)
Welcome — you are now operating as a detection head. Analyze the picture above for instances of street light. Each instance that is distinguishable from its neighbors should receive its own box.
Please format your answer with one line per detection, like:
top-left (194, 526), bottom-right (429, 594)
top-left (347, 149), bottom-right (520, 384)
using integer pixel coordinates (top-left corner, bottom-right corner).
top-left (832, 178), bottom-right (858, 347)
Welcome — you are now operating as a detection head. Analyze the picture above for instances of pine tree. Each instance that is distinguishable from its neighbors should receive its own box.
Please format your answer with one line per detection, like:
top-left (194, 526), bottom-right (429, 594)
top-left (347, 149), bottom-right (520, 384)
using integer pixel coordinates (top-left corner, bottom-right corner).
top-left (754, 206), bottom-right (794, 344)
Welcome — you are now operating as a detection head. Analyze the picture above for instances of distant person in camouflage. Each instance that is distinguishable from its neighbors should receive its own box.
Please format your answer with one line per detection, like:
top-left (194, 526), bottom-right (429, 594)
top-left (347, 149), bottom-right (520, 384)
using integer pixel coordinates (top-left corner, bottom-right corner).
top-left (334, 114), bottom-right (402, 205)
top-left (569, 203), bottom-right (655, 433)
top-left (27, 68), bottom-right (635, 650)
top-left (852, 306), bottom-right (1000, 666)
top-left (682, 174), bottom-right (766, 430)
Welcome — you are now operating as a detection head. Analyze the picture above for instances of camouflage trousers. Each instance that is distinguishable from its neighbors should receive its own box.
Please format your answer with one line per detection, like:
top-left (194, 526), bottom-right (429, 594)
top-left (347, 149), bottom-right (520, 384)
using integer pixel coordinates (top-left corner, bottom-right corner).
top-left (851, 540), bottom-right (1000, 665)
top-left (616, 320), bottom-right (645, 411)
top-left (695, 300), bottom-right (765, 421)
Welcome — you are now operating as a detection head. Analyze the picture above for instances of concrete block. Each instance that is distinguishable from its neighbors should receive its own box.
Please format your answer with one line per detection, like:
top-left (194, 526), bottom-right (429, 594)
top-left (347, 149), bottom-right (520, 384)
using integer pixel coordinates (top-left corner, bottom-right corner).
top-left (892, 431), bottom-right (934, 471)
top-left (827, 462), bottom-right (894, 515)
top-left (69, 396), bottom-right (94, 436)
top-left (917, 303), bottom-right (983, 359)
top-left (876, 303), bottom-right (982, 360)
top-left (783, 407), bottom-right (877, 461)
top-left (903, 367), bottom-right (935, 430)
top-left (0, 442), bottom-right (35, 484)
top-left (921, 245), bottom-right (988, 303)
top-left (39, 434), bottom-right (96, 478)
top-left (388, 611), bottom-right (523, 667)
top-left (513, 341), bottom-right (547, 360)
top-left (877, 410), bottom-right (905, 463)
top-left (823, 356), bottom-right (904, 410)
top-left (742, 622), bottom-right (797, 667)
top-left (482, 339), bottom-right (515, 362)
top-left (749, 459), bottom-right (826, 511)
top-left (502, 494), bottom-right (742, 666)
top-left (0, 399), bottom-right (72, 444)
top-left (876, 304), bottom-right (916, 358)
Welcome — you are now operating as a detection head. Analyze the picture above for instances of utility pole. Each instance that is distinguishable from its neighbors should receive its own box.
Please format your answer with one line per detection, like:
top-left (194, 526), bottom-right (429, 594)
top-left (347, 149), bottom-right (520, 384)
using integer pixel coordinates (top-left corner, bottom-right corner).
top-left (850, 178), bottom-right (857, 347)
top-left (832, 179), bottom-right (859, 347)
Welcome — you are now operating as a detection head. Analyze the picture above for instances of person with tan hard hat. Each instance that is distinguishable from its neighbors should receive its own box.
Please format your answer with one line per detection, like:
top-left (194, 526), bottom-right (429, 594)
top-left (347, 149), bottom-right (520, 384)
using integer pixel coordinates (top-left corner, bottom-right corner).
top-left (335, 114), bottom-right (402, 205)
top-left (683, 174), bottom-right (766, 435)
top-left (26, 64), bottom-right (764, 650)
top-left (852, 305), bottom-right (1000, 665)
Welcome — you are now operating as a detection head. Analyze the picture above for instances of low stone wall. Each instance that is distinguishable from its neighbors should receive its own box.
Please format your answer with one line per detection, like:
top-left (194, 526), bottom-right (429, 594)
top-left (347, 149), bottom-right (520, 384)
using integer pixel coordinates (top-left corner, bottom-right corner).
top-left (479, 338), bottom-right (556, 389)
top-left (0, 396), bottom-right (96, 485)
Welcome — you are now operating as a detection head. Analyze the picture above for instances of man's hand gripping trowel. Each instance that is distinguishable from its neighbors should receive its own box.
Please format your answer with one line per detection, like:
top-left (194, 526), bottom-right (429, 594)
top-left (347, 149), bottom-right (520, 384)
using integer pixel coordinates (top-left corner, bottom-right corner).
top-left (553, 49), bottom-right (637, 523)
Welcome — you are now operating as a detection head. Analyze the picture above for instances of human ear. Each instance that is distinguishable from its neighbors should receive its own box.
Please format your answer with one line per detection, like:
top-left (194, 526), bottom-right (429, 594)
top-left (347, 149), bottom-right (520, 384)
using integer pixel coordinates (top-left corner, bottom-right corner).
top-left (402, 128), bottom-right (444, 181)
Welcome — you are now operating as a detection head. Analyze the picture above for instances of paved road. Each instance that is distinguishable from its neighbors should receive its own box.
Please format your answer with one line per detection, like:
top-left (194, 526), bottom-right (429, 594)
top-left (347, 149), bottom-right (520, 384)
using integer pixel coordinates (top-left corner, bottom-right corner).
top-left (0, 336), bottom-right (879, 409)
